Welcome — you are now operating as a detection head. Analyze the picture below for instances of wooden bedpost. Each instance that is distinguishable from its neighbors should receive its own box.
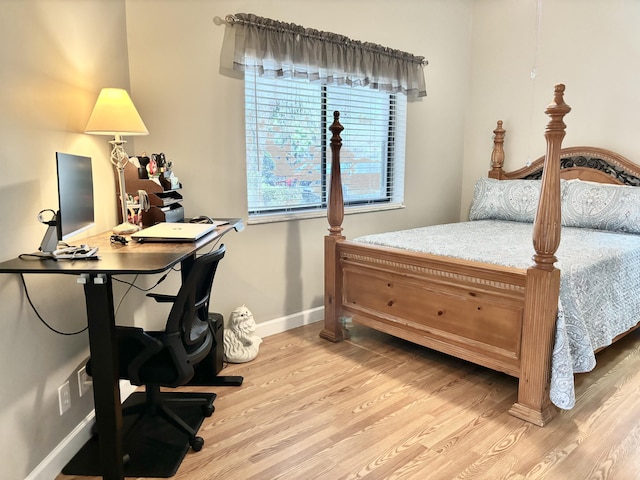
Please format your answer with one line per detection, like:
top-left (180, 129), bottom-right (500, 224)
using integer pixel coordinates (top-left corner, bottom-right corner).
top-left (509, 84), bottom-right (571, 426)
top-left (488, 120), bottom-right (506, 179)
top-left (320, 111), bottom-right (348, 342)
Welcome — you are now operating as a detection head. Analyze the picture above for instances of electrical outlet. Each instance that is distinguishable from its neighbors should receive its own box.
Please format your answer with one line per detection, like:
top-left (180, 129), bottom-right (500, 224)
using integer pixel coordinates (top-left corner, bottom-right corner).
top-left (58, 381), bottom-right (71, 415)
top-left (77, 366), bottom-right (92, 397)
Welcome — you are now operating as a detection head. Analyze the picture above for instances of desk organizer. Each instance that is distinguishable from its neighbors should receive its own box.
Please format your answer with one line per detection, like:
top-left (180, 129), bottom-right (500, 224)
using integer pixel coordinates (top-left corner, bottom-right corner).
top-left (122, 162), bottom-right (185, 226)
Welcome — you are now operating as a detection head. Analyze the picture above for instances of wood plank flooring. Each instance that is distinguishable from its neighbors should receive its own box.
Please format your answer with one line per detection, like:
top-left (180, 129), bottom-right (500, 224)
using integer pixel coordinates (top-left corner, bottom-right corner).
top-left (58, 322), bottom-right (640, 480)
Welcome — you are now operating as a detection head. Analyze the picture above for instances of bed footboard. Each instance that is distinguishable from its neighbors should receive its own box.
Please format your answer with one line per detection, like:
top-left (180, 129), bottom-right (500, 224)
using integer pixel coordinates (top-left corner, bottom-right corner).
top-left (322, 86), bottom-right (571, 427)
top-left (339, 242), bottom-right (528, 375)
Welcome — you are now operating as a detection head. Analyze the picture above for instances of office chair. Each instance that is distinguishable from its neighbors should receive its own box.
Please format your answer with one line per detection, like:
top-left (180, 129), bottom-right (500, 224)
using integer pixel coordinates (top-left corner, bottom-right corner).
top-left (88, 245), bottom-right (226, 453)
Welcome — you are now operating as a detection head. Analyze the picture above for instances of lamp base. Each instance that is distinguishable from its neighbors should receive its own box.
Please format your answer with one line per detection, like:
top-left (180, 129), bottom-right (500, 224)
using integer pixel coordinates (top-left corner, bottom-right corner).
top-left (112, 221), bottom-right (140, 235)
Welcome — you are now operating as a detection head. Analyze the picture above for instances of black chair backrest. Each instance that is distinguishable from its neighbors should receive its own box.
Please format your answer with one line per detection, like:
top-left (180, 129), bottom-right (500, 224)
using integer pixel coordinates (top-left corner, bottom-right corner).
top-left (165, 245), bottom-right (226, 356)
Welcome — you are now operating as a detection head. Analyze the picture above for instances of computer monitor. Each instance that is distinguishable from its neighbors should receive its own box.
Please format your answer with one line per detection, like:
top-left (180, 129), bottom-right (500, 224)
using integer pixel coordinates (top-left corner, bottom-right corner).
top-left (55, 152), bottom-right (95, 240)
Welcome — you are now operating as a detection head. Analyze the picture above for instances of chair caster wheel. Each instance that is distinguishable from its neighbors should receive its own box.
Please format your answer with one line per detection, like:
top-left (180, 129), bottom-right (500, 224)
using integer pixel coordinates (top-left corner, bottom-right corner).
top-left (190, 436), bottom-right (204, 452)
top-left (203, 404), bottom-right (215, 417)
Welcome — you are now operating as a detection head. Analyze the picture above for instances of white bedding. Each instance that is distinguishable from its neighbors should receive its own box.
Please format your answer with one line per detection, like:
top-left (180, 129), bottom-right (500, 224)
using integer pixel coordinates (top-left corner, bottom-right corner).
top-left (355, 219), bottom-right (640, 409)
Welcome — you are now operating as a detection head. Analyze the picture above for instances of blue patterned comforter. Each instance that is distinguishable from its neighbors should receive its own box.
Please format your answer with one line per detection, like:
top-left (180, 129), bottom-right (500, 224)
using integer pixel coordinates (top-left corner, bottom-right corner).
top-left (354, 220), bottom-right (640, 409)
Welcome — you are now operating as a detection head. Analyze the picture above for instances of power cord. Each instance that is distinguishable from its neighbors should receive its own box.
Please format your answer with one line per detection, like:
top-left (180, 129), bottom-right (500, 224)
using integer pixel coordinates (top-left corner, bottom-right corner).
top-left (19, 274), bottom-right (88, 336)
top-left (114, 274), bottom-right (139, 318)
top-left (18, 251), bottom-right (185, 334)
top-left (204, 238), bottom-right (223, 254)
top-left (112, 267), bottom-right (177, 316)
top-left (18, 252), bottom-right (54, 260)
top-left (112, 269), bottom-right (174, 292)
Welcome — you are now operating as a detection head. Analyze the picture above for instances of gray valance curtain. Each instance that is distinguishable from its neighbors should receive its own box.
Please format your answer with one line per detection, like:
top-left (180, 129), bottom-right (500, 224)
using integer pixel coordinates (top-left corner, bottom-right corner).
top-left (219, 13), bottom-right (427, 101)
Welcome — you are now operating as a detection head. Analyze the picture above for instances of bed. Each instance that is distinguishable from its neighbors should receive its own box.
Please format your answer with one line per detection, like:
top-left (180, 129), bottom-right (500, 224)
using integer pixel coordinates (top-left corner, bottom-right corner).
top-left (320, 84), bottom-right (640, 426)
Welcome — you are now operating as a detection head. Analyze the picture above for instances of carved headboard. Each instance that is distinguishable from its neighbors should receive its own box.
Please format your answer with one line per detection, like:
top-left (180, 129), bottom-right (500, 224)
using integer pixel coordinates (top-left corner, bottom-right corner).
top-left (488, 121), bottom-right (640, 186)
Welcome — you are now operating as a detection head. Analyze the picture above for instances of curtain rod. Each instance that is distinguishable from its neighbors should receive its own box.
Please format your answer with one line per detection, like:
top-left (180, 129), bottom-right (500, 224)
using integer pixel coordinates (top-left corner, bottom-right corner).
top-left (213, 14), bottom-right (428, 67)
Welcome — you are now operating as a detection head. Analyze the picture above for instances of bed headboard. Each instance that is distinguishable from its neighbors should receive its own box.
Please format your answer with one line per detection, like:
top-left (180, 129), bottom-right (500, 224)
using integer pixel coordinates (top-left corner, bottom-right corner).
top-left (488, 122), bottom-right (640, 186)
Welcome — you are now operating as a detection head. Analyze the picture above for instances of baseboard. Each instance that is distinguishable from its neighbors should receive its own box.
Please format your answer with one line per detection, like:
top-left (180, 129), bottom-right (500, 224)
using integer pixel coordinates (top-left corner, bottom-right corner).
top-left (25, 411), bottom-right (95, 480)
top-left (255, 306), bottom-right (324, 338)
top-left (29, 309), bottom-right (322, 480)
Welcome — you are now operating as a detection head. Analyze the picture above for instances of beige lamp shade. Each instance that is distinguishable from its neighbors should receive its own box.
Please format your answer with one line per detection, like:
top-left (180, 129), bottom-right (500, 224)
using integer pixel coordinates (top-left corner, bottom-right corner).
top-left (85, 88), bottom-right (149, 136)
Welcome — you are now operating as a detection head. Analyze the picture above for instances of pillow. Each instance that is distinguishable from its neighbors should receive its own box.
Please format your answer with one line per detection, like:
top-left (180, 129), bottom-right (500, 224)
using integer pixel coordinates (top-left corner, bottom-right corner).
top-left (469, 178), bottom-right (542, 223)
top-left (561, 179), bottom-right (640, 233)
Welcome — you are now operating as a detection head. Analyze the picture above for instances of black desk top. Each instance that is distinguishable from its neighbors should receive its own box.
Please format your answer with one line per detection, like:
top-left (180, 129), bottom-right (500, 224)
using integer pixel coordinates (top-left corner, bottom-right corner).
top-left (0, 219), bottom-right (243, 275)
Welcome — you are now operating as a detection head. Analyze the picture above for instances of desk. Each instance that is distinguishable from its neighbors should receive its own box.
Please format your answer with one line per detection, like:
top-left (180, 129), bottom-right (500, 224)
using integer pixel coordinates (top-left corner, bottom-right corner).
top-left (0, 219), bottom-right (243, 480)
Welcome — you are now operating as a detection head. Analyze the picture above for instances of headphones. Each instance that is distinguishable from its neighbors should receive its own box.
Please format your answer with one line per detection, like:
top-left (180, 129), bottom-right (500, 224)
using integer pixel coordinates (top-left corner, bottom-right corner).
top-left (37, 209), bottom-right (58, 226)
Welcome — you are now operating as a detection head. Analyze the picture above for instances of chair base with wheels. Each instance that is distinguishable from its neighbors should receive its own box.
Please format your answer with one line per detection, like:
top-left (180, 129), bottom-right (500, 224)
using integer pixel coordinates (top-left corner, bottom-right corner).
top-left (64, 389), bottom-right (218, 477)
top-left (121, 384), bottom-right (215, 452)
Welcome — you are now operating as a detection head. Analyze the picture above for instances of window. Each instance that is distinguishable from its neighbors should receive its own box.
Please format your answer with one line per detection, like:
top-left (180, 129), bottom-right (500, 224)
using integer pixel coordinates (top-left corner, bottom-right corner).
top-left (244, 70), bottom-right (407, 220)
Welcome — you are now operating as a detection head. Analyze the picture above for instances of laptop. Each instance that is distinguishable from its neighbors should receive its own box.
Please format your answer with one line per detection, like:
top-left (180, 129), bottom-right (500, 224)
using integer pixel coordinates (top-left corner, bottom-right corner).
top-left (131, 222), bottom-right (217, 243)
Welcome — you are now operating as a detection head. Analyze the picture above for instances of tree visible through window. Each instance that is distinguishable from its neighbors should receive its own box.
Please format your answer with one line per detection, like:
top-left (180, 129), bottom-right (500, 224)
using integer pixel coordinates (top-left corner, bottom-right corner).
top-left (244, 70), bottom-right (407, 218)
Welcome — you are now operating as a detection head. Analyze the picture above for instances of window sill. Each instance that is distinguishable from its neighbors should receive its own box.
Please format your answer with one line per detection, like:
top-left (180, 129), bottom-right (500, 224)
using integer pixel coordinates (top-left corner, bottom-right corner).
top-left (247, 203), bottom-right (405, 225)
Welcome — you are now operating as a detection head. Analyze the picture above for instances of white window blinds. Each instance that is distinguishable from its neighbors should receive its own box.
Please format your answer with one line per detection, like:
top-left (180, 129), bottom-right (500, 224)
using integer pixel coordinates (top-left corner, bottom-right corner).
top-left (244, 70), bottom-right (407, 217)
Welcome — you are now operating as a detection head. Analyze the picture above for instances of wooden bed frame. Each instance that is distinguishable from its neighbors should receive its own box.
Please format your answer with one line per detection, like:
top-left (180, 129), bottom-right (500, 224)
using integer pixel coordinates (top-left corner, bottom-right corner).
top-left (320, 84), bottom-right (640, 426)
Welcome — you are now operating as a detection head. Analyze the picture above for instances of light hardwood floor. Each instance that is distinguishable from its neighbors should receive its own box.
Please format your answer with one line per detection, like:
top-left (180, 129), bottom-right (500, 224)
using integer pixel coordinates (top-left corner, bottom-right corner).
top-left (59, 322), bottom-right (640, 480)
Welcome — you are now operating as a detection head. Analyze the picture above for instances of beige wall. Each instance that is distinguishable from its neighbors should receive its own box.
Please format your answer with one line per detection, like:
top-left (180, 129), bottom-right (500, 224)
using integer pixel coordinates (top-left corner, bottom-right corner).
top-left (0, 1), bottom-right (131, 478)
top-left (124, 0), bottom-right (472, 325)
top-left (461, 0), bottom-right (640, 218)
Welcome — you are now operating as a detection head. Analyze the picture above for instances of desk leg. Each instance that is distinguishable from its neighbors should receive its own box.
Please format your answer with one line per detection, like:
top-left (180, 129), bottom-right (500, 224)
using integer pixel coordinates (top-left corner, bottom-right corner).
top-left (84, 275), bottom-right (125, 480)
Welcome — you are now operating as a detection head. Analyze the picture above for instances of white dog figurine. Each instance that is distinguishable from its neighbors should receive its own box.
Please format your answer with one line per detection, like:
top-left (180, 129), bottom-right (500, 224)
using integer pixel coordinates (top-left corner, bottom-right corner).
top-left (223, 305), bottom-right (262, 363)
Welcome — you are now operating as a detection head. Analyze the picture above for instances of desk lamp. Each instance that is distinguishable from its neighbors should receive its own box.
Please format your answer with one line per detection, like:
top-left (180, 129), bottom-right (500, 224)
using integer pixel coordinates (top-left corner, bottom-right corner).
top-left (85, 88), bottom-right (149, 234)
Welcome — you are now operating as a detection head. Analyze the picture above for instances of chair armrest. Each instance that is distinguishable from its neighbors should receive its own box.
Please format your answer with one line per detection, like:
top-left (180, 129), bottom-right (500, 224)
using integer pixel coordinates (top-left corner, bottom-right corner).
top-left (146, 293), bottom-right (177, 303)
